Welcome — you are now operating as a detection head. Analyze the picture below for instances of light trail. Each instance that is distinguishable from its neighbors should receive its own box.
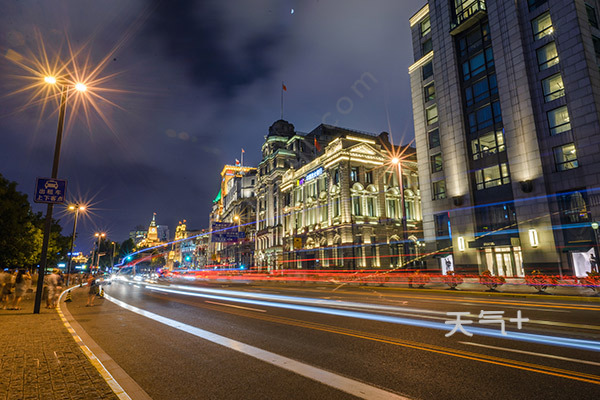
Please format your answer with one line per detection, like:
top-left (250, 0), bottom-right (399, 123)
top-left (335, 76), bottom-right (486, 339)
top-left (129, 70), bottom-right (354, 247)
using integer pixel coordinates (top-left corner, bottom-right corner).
top-left (130, 282), bottom-right (600, 353)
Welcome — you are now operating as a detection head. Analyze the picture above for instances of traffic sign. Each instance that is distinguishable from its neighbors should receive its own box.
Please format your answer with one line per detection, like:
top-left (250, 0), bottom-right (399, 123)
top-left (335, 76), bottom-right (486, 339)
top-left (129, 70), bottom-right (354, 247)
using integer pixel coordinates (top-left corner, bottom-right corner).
top-left (34, 178), bottom-right (67, 204)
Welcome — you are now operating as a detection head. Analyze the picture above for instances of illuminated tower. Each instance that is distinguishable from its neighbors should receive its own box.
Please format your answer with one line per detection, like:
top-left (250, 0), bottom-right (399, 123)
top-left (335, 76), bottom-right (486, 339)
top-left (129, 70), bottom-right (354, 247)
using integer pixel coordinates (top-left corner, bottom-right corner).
top-left (147, 212), bottom-right (158, 243)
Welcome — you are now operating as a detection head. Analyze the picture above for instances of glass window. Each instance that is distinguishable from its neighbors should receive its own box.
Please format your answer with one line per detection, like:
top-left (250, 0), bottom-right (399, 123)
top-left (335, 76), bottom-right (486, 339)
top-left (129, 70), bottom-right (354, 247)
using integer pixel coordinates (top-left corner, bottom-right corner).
top-left (320, 203), bottom-right (328, 223)
top-left (429, 129), bottom-right (440, 148)
top-left (532, 12), bottom-right (553, 40)
top-left (554, 143), bottom-right (579, 171)
top-left (528, 0), bottom-right (547, 12)
top-left (365, 171), bottom-right (373, 184)
top-left (471, 130), bottom-right (505, 160)
top-left (433, 180), bottom-right (446, 200)
top-left (474, 163), bottom-right (510, 190)
top-left (352, 196), bottom-right (361, 216)
top-left (431, 153), bottom-right (443, 172)
top-left (434, 212), bottom-right (450, 238)
top-left (426, 105), bottom-right (438, 125)
top-left (593, 36), bottom-right (600, 62)
top-left (558, 190), bottom-right (590, 224)
top-left (537, 42), bottom-right (559, 70)
top-left (421, 16), bottom-right (431, 36)
top-left (333, 197), bottom-right (340, 217)
top-left (468, 104), bottom-right (493, 133)
top-left (350, 167), bottom-right (359, 182)
top-left (422, 61), bottom-right (433, 80)
top-left (548, 106), bottom-right (571, 135)
top-left (424, 82), bottom-right (435, 101)
top-left (587, 4), bottom-right (599, 29)
top-left (542, 73), bottom-right (564, 102)
top-left (475, 203), bottom-right (517, 232)
top-left (386, 198), bottom-right (397, 219)
top-left (334, 168), bottom-right (339, 185)
top-left (366, 197), bottom-right (376, 217)
top-left (422, 38), bottom-right (433, 54)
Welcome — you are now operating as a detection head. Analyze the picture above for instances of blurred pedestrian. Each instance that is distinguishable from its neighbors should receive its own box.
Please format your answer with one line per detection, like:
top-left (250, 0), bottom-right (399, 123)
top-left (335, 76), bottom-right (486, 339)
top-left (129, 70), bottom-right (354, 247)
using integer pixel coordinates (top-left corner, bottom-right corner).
top-left (46, 269), bottom-right (60, 309)
top-left (1, 268), bottom-right (16, 310)
top-left (86, 274), bottom-right (97, 307)
top-left (11, 269), bottom-right (32, 310)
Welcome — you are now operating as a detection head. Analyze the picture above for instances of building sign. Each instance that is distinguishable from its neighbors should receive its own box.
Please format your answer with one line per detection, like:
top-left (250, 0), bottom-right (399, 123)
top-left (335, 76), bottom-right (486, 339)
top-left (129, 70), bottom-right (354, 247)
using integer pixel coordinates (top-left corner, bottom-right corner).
top-left (297, 167), bottom-right (323, 186)
top-left (210, 221), bottom-right (244, 243)
top-left (34, 178), bottom-right (67, 204)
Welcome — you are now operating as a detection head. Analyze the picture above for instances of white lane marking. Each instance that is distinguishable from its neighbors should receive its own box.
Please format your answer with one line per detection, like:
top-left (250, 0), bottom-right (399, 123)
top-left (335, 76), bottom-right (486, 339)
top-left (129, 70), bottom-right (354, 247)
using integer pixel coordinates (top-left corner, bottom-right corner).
top-left (205, 300), bottom-right (266, 313)
top-left (104, 294), bottom-right (410, 400)
top-left (460, 341), bottom-right (600, 367)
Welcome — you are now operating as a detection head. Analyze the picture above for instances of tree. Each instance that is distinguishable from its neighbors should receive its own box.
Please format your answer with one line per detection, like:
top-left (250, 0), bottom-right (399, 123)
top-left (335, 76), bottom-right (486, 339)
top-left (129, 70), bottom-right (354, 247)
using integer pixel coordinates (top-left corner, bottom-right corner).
top-left (118, 238), bottom-right (135, 261)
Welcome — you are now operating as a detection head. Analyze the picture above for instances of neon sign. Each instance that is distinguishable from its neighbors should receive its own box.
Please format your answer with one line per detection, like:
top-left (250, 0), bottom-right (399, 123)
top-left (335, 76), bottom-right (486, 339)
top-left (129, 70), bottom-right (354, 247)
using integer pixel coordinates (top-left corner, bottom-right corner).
top-left (297, 167), bottom-right (324, 186)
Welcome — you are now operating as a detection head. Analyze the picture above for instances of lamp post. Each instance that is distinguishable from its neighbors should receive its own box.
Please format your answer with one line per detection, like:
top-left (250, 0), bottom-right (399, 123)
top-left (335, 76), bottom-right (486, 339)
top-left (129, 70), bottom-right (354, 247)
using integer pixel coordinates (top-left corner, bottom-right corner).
top-left (592, 222), bottom-right (599, 273)
top-left (33, 78), bottom-right (87, 314)
top-left (234, 215), bottom-right (241, 267)
top-left (66, 205), bottom-right (85, 286)
top-left (392, 157), bottom-right (410, 268)
top-left (94, 232), bottom-right (106, 271)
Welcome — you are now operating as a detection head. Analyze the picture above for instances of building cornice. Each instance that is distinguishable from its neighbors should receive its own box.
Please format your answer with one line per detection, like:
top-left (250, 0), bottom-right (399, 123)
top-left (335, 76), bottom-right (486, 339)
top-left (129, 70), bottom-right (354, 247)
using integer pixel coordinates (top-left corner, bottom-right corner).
top-left (408, 51), bottom-right (434, 74)
top-left (409, 4), bottom-right (429, 27)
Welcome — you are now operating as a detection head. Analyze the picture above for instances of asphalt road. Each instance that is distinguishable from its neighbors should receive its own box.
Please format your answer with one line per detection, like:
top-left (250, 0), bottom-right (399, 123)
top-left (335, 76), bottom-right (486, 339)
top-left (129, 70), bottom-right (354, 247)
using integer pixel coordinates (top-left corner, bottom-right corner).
top-left (65, 279), bottom-right (600, 400)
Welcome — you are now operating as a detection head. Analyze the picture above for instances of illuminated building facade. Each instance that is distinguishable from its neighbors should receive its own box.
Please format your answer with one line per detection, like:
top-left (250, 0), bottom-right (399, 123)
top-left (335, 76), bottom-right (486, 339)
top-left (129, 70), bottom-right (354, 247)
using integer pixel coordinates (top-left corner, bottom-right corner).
top-left (409, 1), bottom-right (600, 276)
top-left (280, 133), bottom-right (421, 269)
top-left (209, 164), bottom-right (257, 267)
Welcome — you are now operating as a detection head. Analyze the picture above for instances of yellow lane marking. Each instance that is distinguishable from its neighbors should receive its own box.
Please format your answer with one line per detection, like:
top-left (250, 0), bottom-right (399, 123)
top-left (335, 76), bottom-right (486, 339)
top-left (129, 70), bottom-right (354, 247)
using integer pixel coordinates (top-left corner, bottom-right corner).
top-left (146, 291), bottom-right (600, 386)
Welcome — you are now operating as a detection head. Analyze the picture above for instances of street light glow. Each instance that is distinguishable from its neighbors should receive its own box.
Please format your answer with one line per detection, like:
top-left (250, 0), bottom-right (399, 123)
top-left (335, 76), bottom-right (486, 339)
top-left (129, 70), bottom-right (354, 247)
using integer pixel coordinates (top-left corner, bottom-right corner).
top-left (391, 157), bottom-right (399, 165)
top-left (44, 76), bottom-right (57, 84)
top-left (75, 82), bottom-right (87, 92)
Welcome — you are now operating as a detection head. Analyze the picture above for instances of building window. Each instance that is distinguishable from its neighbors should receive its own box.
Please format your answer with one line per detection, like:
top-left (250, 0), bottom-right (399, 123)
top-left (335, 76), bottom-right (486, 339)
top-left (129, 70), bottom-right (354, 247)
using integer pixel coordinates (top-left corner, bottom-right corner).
top-left (333, 197), bottom-right (340, 217)
top-left (432, 180), bottom-right (446, 200)
top-left (428, 129), bottom-right (440, 148)
top-left (587, 4), bottom-right (599, 29)
top-left (542, 73), bottom-right (564, 102)
top-left (548, 106), bottom-right (571, 135)
top-left (471, 130), bottom-right (505, 160)
top-left (431, 153), bottom-right (443, 172)
top-left (462, 48), bottom-right (494, 81)
top-left (474, 163), bottom-right (510, 190)
top-left (365, 171), bottom-right (373, 184)
top-left (458, 22), bottom-right (490, 58)
top-left (366, 197), bottom-right (376, 217)
top-left (320, 203), bottom-right (328, 223)
top-left (333, 168), bottom-right (340, 185)
top-left (424, 82), bottom-right (435, 102)
top-left (422, 61), bottom-right (433, 80)
top-left (386, 198), bottom-right (397, 219)
top-left (475, 202), bottom-right (517, 232)
top-left (532, 12), bottom-right (553, 40)
top-left (558, 190), bottom-right (590, 224)
top-left (465, 74), bottom-right (497, 107)
top-left (537, 42), bottom-right (559, 70)
top-left (554, 143), bottom-right (579, 171)
top-left (352, 196), bottom-right (362, 216)
top-left (421, 16), bottom-right (431, 36)
top-left (593, 36), bottom-right (600, 63)
top-left (528, 0), bottom-right (547, 11)
top-left (350, 167), bottom-right (359, 182)
top-left (434, 212), bottom-right (450, 239)
top-left (422, 38), bottom-right (433, 54)
top-left (426, 105), bottom-right (438, 125)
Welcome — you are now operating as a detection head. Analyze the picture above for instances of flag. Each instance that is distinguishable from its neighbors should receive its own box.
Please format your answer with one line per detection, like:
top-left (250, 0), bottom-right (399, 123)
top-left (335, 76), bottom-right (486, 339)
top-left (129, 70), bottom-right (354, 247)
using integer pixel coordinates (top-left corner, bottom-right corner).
top-left (282, 83), bottom-right (287, 91)
top-left (314, 137), bottom-right (321, 152)
top-left (235, 159), bottom-right (240, 165)
top-left (241, 148), bottom-right (245, 153)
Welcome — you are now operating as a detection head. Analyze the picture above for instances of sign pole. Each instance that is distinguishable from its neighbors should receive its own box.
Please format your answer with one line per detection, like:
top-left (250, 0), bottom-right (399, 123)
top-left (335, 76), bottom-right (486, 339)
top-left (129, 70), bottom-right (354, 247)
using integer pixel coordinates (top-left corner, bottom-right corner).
top-left (34, 85), bottom-right (68, 314)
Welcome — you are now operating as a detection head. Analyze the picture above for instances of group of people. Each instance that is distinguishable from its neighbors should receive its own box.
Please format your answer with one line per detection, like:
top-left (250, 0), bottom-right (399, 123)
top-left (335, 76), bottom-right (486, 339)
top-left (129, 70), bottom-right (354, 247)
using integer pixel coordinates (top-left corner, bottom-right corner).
top-left (0, 268), bottom-right (32, 310)
top-left (44, 268), bottom-right (65, 309)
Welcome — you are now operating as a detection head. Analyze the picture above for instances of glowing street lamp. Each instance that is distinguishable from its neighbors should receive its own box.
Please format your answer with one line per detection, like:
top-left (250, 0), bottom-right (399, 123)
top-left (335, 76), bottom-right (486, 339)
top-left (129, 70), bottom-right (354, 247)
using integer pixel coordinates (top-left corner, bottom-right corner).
top-left (66, 204), bottom-right (86, 286)
top-left (391, 156), bottom-right (410, 268)
top-left (94, 232), bottom-right (106, 269)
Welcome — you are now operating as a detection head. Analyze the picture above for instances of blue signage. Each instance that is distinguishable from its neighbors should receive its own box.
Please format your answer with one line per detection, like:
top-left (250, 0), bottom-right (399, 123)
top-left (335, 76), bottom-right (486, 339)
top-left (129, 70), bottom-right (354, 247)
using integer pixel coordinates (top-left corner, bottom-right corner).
top-left (34, 178), bottom-right (67, 204)
top-left (297, 167), bottom-right (324, 186)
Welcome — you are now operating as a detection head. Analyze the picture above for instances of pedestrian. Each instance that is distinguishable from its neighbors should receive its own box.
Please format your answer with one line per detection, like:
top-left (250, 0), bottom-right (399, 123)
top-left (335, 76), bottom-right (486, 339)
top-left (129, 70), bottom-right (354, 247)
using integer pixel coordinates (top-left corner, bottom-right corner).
top-left (1, 268), bottom-right (16, 310)
top-left (86, 274), bottom-right (97, 307)
top-left (46, 268), bottom-right (60, 309)
top-left (11, 269), bottom-right (32, 310)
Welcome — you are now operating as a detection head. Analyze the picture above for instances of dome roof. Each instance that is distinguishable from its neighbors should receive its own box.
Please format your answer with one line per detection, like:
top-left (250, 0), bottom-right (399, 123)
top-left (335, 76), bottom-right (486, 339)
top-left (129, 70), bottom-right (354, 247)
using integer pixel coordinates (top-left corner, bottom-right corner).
top-left (268, 119), bottom-right (295, 138)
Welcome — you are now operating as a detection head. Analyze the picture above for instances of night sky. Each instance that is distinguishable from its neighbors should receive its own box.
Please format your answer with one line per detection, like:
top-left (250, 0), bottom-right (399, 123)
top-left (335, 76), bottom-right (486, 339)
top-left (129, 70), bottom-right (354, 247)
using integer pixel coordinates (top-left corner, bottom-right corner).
top-left (0, 0), bottom-right (425, 253)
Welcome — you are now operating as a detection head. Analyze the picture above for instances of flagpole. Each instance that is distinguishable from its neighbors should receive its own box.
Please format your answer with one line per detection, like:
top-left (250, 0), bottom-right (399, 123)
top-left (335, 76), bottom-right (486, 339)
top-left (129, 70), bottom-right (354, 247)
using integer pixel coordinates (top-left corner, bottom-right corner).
top-left (281, 81), bottom-right (284, 119)
top-left (241, 149), bottom-right (244, 168)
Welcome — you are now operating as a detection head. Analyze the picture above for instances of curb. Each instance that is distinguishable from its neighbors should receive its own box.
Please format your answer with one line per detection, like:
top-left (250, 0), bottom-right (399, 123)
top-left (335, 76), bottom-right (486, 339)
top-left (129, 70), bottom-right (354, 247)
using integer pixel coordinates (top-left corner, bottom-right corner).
top-left (57, 287), bottom-right (153, 400)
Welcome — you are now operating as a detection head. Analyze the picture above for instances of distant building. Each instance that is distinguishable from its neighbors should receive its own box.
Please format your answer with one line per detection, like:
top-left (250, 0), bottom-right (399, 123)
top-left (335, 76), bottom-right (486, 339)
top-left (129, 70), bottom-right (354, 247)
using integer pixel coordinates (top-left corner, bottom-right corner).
top-left (408, 1), bottom-right (600, 276)
top-left (157, 225), bottom-right (170, 242)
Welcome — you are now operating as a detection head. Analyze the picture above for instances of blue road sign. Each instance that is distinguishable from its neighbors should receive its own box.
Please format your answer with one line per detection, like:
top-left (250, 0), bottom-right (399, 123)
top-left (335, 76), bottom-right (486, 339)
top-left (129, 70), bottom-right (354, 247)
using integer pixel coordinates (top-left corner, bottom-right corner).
top-left (34, 178), bottom-right (67, 204)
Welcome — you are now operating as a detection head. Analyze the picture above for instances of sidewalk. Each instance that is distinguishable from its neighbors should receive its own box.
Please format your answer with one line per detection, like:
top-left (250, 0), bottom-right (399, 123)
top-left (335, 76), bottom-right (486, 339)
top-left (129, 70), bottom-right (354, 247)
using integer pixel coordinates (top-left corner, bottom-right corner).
top-left (0, 291), bottom-right (119, 400)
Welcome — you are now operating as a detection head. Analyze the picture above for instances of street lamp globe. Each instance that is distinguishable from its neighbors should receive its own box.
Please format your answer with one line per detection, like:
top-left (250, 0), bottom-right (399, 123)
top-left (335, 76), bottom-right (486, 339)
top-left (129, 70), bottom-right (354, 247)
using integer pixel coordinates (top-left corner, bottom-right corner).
top-left (391, 157), bottom-right (400, 165)
top-left (75, 82), bottom-right (87, 92)
top-left (44, 76), bottom-right (57, 84)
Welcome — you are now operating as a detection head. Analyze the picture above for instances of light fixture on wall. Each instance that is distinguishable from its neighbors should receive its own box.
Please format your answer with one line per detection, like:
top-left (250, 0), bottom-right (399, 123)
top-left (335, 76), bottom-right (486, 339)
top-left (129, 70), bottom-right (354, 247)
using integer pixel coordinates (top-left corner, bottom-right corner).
top-left (529, 229), bottom-right (539, 248)
top-left (453, 195), bottom-right (464, 207)
top-left (458, 236), bottom-right (466, 252)
top-left (520, 180), bottom-right (533, 193)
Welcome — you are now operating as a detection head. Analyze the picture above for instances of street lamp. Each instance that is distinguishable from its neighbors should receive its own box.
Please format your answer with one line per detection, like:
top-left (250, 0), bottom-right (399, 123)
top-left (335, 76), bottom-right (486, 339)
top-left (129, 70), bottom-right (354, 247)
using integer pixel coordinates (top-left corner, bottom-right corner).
top-left (391, 156), bottom-right (410, 268)
top-left (233, 215), bottom-right (240, 267)
top-left (34, 77), bottom-right (87, 313)
top-left (93, 232), bottom-right (106, 270)
top-left (592, 222), bottom-right (599, 273)
top-left (65, 205), bottom-right (85, 286)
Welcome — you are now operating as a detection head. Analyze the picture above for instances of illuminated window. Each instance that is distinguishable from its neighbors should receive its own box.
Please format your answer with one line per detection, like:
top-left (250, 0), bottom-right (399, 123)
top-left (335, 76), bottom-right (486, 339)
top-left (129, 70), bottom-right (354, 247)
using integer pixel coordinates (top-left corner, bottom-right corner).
top-left (352, 196), bottom-right (362, 216)
top-left (537, 42), bottom-right (559, 70)
top-left (465, 74), bottom-right (497, 106)
top-left (366, 197), bottom-right (376, 217)
top-left (424, 82), bottom-right (435, 102)
top-left (474, 163), bottom-right (510, 190)
top-left (548, 106), bottom-right (570, 135)
top-left (422, 61), bottom-right (433, 80)
top-left (365, 171), bottom-right (373, 184)
top-left (462, 48), bottom-right (494, 81)
top-left (333, 197), bottom-right (340, 217)
top-left (542, 73), bottom-right (564, 102)
top-left (350, 167), bottom-right (359, 182)
top-left (387, 198), bottom-right (397, 219)
top-left (532, 12), bottom-right (553, 40)
top-left (554, 143), bottom-right (579, 171)
top-left (426, 105), bottom-right (438, 125)
top-left (421, 16), bottom-right (431, 36)
top-left (471, 130), bottom-right (505, 160)
top-left (433, 180), bottom-right (446, 200)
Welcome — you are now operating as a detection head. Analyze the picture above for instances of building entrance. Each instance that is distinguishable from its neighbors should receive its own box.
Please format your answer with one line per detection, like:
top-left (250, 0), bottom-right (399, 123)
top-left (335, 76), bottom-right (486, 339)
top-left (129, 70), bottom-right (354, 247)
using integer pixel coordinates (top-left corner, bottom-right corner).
top-left (484, 246), bottom-right (524, 277)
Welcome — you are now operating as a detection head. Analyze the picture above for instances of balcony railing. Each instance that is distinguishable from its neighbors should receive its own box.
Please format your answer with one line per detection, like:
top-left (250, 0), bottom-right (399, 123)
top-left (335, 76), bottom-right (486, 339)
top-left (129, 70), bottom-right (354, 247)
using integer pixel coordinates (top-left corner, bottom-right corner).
top-left (450, 1), bottom-right (487, 35)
